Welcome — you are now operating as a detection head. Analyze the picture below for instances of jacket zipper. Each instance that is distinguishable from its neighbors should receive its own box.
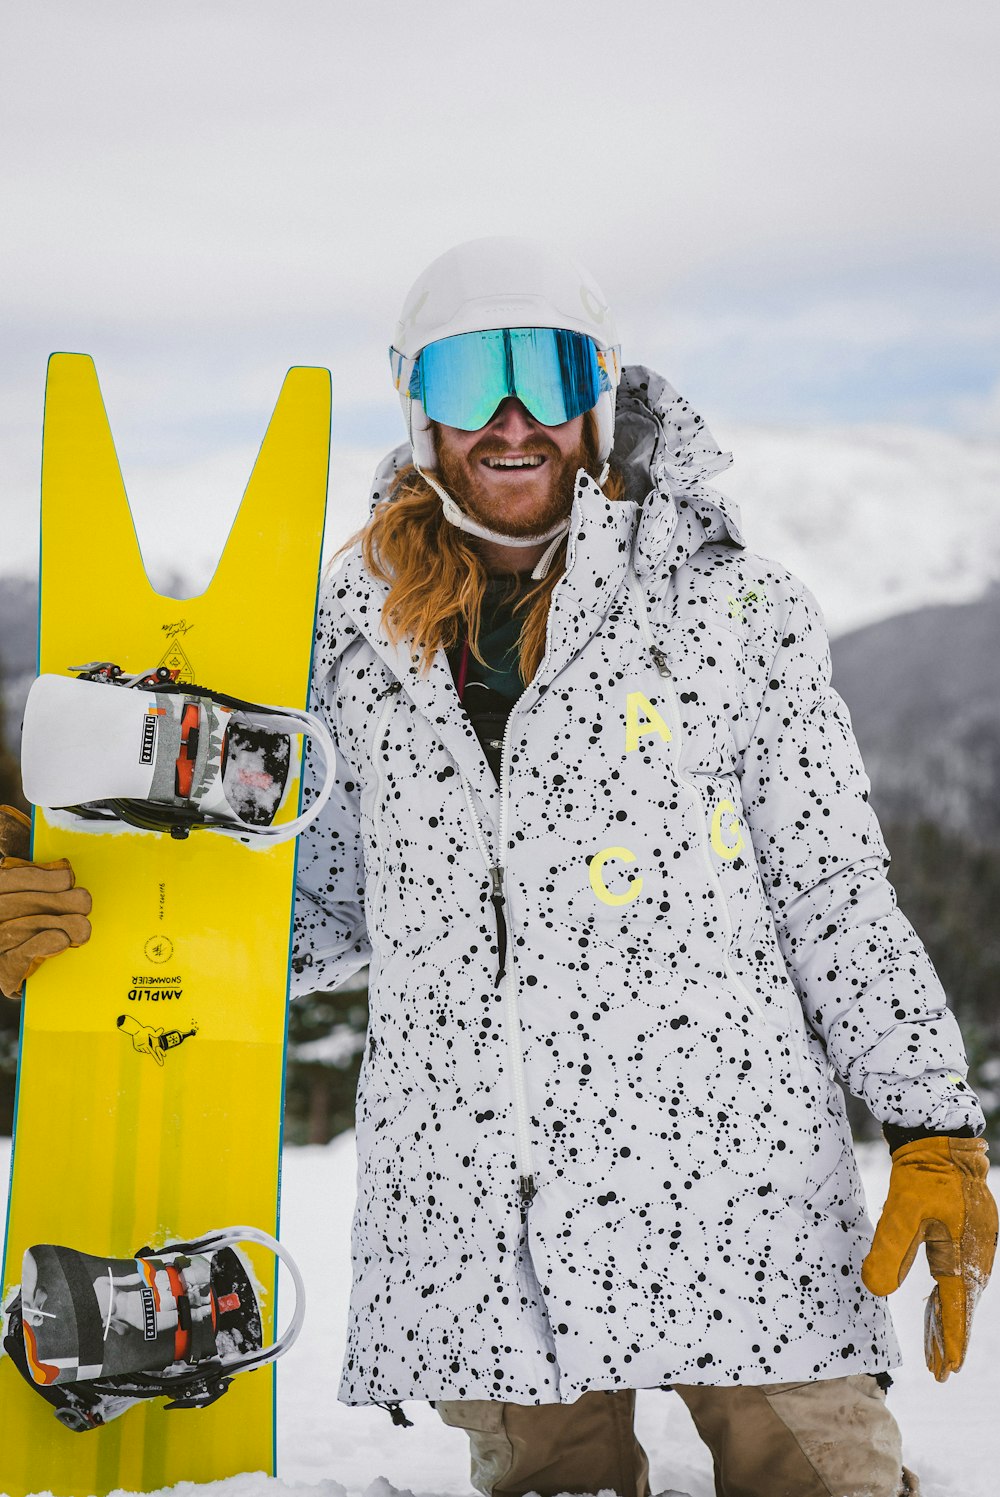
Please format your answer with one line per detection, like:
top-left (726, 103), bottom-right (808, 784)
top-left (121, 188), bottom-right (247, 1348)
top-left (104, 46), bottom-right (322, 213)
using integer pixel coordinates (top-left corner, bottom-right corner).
top-left (628, 572), bottom-right (767, 1020)
top-left (460, 721), bottom-right (537, 1213)
top-left (460, 534), bottom-right (586, 1212)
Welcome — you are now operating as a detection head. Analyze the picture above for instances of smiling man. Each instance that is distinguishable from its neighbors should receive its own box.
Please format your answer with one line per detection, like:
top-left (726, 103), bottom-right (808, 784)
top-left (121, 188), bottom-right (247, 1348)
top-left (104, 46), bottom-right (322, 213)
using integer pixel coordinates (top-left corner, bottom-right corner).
top-left (287, 237), bottom-right (997, 1497)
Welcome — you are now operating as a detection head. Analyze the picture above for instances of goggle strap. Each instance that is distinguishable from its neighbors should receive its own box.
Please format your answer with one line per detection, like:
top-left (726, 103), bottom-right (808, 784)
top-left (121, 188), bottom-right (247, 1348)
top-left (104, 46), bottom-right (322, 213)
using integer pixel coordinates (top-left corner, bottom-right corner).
top-left (390, 347), bottom-right (414, 394)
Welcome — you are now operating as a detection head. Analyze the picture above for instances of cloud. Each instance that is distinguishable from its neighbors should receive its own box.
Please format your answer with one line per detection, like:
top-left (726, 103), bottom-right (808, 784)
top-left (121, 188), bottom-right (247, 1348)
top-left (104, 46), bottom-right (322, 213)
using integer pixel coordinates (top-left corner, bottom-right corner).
top-left (947, 376), bottom-right (1000, 439)
top-left (3, 0), bottom-right (999, 573)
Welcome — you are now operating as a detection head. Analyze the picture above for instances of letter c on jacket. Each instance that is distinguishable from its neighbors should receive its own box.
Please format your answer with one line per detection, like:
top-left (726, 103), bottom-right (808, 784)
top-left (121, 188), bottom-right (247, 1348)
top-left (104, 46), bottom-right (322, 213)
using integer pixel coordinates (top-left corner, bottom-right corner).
top-left (710, 799), bottom-right (745, 860)
top-left (589, 846), bottom-right (643, 907)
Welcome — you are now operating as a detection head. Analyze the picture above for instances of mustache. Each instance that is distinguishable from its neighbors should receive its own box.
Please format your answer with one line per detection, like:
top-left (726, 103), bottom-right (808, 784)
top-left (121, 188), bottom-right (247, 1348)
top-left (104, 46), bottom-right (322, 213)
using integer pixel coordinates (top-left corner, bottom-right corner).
top-left (469, 435), bottom-right (559, 463)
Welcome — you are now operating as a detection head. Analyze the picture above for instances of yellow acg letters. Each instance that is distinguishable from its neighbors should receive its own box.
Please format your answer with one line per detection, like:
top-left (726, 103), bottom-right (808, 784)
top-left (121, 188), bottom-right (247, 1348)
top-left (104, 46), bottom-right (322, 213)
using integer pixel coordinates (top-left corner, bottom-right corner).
top-left (589, 846), bottom-right (643, 907)
top-left (710, 799), bottom-right (745, 860)
top-left (625, 692), bottom-right (673, 754)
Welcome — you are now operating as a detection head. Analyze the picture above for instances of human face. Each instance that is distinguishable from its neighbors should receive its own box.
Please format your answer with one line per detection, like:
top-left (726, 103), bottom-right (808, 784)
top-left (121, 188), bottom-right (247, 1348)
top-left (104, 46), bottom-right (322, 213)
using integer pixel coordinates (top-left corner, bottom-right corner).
top-left (433, 398), bottom-right (594, 540)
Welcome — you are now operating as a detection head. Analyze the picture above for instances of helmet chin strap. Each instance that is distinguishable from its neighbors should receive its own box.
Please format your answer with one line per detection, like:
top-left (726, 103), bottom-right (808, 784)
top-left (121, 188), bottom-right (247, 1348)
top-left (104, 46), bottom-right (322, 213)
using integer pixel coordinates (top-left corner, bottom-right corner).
top-left (417, 463), bottom-right (569, 581)
top-left (407, 397), bottom-right (607, 581)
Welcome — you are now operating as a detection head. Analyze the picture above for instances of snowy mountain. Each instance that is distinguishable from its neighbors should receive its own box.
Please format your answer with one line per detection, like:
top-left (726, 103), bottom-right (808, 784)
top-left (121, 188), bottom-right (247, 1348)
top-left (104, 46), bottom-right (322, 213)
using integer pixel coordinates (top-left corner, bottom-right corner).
top-left (717, 421), bottom-right (1000, 637)
top-left (831, 586), bottom-right (1000, 844)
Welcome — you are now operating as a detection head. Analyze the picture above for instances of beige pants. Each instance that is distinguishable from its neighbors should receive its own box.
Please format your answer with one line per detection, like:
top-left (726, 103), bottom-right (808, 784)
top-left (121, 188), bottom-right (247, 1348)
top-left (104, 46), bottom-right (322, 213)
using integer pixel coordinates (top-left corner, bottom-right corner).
top-left (435, 1376), bottom-right (921, 1497)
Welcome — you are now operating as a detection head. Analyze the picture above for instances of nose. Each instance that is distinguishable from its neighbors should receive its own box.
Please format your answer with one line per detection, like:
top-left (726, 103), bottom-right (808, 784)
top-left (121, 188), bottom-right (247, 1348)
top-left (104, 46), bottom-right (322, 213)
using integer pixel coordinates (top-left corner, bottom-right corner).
top-left (487, 397), bottom-right (538, 441)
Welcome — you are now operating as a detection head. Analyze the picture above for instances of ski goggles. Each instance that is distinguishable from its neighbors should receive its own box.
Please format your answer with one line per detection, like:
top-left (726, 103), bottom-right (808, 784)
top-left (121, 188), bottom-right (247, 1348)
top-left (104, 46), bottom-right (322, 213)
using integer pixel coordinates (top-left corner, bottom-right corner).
top-left (390, 327), bottom-right (621, 431)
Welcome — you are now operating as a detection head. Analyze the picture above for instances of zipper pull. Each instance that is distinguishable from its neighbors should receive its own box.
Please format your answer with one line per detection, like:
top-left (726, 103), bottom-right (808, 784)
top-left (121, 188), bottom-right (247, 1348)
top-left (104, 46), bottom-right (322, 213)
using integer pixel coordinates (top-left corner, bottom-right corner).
top-left (374, 1400), bottom-right (414, 1428)
top-left (376, 679), bottom-right (403, 700)
top-left (489, 865), bottom-right (508, 988)
top-left (519, 1174), bottom-right (537, 1215)
top-left (650, 645), bottom-right (671, 678)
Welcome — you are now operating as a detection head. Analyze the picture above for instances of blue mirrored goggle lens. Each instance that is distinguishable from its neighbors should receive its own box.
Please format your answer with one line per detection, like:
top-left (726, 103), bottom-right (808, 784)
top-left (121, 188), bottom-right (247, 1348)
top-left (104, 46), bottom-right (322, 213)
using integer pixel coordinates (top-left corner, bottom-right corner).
top-left (510, 328), bottom-right (602, 427)
top-left (417, 330), bottom-right (508, 431)
top-left (413, 327), bottom-right (604, 430)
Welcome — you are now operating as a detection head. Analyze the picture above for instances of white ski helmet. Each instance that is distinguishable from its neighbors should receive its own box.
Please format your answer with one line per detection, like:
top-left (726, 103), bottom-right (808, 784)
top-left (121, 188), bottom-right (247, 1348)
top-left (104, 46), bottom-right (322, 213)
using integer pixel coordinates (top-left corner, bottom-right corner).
top-left (391, 236), bottom-right (621, 473)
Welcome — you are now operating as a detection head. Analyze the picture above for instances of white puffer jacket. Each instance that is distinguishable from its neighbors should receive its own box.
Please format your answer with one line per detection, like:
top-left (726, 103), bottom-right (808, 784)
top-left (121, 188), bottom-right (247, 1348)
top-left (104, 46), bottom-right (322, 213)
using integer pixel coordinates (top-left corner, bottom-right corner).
top-left (293, 367), bottom-right (984, 1407)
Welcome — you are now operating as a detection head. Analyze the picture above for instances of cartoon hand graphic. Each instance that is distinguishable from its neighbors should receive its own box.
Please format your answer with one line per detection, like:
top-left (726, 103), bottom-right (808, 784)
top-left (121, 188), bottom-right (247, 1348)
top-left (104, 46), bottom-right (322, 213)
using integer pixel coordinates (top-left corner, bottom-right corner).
top-left (116, 1013), bottom-right (165, 1066)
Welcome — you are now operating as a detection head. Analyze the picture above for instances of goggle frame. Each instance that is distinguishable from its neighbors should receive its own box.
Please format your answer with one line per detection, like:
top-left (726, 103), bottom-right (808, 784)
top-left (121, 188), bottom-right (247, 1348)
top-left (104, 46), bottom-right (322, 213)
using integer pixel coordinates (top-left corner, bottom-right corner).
top-left (390, 327), bottom-right (621, 432)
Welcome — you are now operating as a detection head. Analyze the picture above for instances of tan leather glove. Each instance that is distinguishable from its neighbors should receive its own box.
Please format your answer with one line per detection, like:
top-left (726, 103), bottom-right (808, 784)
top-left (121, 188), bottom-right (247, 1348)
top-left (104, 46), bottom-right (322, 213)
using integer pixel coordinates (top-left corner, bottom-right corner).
top-left (0, 804), bottom-right (92, 999)
top-left (861, 1135), bottom-right (998, 1380)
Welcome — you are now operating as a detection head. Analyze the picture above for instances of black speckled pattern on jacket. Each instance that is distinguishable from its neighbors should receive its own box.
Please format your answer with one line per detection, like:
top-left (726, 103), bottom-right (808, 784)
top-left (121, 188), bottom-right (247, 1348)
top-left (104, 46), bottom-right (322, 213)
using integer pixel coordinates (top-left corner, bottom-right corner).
top-left (292, 367), bottom-right (984, 1408)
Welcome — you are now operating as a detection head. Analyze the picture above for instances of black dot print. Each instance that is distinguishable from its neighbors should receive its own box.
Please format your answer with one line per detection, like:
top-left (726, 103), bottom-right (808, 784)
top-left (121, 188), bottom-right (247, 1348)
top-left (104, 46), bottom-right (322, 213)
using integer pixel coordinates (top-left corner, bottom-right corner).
top-left (291, 366), bottom-right (983, 1407)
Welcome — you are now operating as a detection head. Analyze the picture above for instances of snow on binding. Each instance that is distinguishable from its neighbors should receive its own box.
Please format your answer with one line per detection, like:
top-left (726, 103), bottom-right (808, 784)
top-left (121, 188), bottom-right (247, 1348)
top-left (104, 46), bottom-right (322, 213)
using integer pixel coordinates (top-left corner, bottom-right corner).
top-left (1, 1227), bottom-right (304, 1432)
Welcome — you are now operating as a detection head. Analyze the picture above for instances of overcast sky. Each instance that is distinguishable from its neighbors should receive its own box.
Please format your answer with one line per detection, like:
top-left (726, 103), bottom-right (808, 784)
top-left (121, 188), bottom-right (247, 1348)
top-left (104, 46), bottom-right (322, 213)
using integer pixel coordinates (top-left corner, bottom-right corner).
top-left (2, 0), bottom-right (999, 582)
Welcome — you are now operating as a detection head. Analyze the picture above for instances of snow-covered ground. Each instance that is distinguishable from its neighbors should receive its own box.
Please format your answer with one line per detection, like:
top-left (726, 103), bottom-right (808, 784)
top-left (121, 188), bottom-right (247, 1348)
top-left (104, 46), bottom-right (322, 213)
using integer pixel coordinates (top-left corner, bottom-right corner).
top-left (2, 1135), bottom-right (998, 1497)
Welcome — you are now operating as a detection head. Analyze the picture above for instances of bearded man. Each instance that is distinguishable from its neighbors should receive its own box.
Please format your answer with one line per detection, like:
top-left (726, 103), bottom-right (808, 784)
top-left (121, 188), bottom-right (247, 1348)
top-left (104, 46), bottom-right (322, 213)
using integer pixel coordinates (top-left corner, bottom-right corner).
top-left (287, 237), bottom-right (997, 1497)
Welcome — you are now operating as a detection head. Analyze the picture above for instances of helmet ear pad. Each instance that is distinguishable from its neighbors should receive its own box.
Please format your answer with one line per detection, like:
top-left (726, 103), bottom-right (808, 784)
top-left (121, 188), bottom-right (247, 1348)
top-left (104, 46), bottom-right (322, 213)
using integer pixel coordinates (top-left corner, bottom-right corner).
top-left (592, 388), bottom-right (615, 466)
top-left (402, 388), bottom-right (616, 476)
top-left (402, 393), bottom-right (438, 472)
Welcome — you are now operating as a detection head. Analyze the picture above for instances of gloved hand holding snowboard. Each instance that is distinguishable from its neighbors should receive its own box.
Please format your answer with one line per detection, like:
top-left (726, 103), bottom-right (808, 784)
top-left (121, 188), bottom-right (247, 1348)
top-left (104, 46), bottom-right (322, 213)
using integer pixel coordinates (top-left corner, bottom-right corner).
top-left (862, 1135), bottom-right (998, 1380)
top-left (0, 804), bottom-right (92, 999)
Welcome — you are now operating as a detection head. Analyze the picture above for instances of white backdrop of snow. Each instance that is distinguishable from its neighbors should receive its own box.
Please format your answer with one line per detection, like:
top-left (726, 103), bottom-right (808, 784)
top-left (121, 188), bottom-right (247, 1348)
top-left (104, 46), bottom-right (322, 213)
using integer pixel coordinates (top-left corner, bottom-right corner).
top-left (2, 1135), bottom-right (998, 1497)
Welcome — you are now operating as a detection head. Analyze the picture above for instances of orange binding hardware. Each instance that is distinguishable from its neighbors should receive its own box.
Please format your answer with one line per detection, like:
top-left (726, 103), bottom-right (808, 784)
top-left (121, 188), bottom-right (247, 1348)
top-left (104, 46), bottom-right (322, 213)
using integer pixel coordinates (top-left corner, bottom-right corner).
top-left (175, 702), bottom-right (200, 798)
top-left (165, 1264), bottom-right (191, 1361)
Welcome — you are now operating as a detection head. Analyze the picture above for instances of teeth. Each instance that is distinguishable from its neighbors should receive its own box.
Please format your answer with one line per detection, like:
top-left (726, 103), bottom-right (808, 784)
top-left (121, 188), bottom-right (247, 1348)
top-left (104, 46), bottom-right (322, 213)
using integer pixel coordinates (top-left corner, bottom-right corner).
top-left (484, 456), bottom-right (544, 468)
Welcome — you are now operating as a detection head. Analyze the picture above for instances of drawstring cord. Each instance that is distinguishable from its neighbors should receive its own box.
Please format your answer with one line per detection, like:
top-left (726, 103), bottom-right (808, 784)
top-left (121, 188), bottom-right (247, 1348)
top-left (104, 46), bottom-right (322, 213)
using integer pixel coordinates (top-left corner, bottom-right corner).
top-left (375, 1399), bottom-right (414, 1428)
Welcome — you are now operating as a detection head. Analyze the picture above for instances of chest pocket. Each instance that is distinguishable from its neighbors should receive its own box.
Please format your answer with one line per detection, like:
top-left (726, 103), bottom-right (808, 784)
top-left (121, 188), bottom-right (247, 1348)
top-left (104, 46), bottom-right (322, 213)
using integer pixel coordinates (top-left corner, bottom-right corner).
top-left (625, 566), bottom-right (743, 782)
top-left (647, 632), bottom-right (743, 783)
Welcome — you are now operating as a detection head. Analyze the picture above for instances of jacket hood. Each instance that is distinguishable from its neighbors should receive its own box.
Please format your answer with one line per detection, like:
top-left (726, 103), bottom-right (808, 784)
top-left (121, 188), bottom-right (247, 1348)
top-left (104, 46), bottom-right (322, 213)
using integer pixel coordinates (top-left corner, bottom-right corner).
top-left (615, 365), bottom-right (744, 577)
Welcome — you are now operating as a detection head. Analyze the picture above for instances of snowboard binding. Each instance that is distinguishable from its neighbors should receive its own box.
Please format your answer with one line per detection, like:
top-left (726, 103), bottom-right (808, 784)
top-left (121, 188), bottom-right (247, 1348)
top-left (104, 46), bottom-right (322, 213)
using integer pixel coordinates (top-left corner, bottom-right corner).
top-left (1, 1226), bottom-right (305, 1432)
top-left (21, 664), bottom-right (335, 844)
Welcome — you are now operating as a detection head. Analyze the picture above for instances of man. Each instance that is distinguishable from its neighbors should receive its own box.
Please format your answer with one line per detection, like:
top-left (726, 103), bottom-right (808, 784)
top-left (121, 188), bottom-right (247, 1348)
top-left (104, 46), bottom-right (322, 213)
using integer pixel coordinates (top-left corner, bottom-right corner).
top-left (3, 236), bottom-right (996, 1497)
top-left (290, 236), bottom-right (996, 1497)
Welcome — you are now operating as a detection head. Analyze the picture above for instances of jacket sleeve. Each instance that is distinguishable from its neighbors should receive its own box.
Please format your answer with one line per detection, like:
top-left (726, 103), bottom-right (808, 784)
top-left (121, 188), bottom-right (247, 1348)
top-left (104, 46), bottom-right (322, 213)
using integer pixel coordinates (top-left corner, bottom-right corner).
top-left (739, 575), bottom-right (985, 1135)
top-left (291, 652), bottom-right (371, 999)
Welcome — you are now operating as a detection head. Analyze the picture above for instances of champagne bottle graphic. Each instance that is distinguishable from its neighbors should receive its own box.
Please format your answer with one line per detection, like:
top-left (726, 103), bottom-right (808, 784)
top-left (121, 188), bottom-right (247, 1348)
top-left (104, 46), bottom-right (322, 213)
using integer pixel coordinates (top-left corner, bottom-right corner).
top-left (156, 1026), bottom-right (198, 1050)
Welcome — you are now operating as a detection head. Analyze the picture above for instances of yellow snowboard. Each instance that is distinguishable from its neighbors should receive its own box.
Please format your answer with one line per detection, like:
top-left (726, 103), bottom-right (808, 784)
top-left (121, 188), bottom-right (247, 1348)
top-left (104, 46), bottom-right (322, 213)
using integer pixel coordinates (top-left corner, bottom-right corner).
top-left (0, 355), bottom-right (330, 1497)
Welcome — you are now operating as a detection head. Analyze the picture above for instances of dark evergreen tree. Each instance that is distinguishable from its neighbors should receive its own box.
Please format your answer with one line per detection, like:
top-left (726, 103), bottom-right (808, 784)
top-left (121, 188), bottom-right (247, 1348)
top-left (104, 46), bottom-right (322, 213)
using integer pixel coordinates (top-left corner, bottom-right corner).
top-left (0, 650), bottom-right (26, 812)
top-left (0, 648), bottom-right (25, 1131)
top-left (283, 976), bottom-right (369, 1144)
top-left (843, 819), bottom-right (1000, 1146)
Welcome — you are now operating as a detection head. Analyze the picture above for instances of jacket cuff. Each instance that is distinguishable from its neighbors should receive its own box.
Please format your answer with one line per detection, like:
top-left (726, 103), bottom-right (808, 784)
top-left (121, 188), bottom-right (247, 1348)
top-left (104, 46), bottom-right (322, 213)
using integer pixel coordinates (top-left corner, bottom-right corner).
top-left (882, 1121), bottom-right (981, 1155)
